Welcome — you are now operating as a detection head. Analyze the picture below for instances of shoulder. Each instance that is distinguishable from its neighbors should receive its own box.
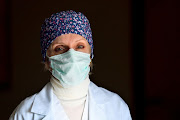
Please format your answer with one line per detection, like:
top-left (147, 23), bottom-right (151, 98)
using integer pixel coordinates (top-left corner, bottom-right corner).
top-left (16, 94), bottom-right (36, 113)
top-left (9, 94), bottom-right (36, 119)
top-left (9, 83), bottom-right (52, 120)
top-left (89, 82), bottom-right (132, 119)
top-left (89, 81), bottom-right (127, 105)
top-left (98, 86), bottom-right (129, 110)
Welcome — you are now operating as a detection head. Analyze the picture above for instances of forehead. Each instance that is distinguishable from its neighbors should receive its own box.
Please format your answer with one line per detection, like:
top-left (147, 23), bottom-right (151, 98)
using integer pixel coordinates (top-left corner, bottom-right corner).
top-left (52, 33), bottom-right (88, 44)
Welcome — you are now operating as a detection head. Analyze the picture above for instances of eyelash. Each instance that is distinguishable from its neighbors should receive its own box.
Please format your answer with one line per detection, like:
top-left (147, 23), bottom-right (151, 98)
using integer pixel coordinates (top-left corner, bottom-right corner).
top-left (54, 44), bottom-right (85, 52)
top-left (77, 45), bottom-right (84, 49)
top-left (54, 46), bottom-right (64, 52)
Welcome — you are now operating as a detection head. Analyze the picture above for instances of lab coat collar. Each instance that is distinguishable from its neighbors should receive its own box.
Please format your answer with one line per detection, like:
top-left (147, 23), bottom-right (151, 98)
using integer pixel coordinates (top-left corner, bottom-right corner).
top-left (31, 81), bottom-right (109, 120)
top-left (30, 83), bottom-right (53, 115)
top-left (88, 82), bottom-right (108, 120)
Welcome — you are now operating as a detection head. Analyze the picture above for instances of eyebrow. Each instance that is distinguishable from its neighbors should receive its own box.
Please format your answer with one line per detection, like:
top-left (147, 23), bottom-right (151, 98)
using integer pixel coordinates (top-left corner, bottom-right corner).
top-left (75, 39), bottom-right (86, 42)
top-left (52, 42), bottom-right (65, 45)
top-left (53, 38), bottom-right (86, 45)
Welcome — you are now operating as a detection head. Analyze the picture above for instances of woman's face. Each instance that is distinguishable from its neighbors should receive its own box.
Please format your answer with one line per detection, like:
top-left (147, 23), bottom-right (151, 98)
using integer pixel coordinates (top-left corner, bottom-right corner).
top-left (47, 33), bottom-right (91, 57)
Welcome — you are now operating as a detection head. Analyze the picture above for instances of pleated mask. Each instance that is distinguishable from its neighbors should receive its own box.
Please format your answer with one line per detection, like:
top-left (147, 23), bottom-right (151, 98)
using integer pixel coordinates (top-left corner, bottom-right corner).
top-left (47, 49), bottom-right (91, 88)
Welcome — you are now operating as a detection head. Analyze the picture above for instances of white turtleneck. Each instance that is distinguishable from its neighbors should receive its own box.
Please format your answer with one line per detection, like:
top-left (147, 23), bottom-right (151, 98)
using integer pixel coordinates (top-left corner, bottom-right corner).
top-left (50, 75), bottom-right (90, 120)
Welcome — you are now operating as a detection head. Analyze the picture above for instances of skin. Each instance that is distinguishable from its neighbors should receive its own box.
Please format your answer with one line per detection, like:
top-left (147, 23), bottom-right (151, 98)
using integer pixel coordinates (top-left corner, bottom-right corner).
top-left (46, 33), bottom-right (91, 70)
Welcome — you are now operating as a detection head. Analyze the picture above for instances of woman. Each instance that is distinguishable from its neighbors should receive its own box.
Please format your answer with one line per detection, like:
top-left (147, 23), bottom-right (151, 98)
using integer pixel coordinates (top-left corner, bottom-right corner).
top-left (10, 10), bottom-right (132, 120)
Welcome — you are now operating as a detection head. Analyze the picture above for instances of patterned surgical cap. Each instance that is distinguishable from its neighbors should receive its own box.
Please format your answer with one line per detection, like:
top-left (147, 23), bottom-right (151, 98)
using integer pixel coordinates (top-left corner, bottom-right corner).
top-left (40, 10), bottom-right (94, 61)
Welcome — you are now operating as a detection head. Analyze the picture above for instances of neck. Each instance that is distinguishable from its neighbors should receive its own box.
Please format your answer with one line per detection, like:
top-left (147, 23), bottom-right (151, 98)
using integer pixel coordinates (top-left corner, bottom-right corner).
top-left (50, 75), bottom-right (90, 100)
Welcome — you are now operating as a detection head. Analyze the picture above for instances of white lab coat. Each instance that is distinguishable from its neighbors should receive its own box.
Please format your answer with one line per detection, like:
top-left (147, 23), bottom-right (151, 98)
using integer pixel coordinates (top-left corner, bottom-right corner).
top-left (9, 81), bottom-right (132, 120)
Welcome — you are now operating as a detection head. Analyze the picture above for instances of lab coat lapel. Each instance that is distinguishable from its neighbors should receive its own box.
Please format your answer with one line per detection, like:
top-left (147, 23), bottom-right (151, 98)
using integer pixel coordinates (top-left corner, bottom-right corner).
top-left (88, 82), bottom-right (108, 120)
top-left (31, 83), bottom-right (52, 116)
top-left (31, 81), bottom-right (109, 120)
top-left (42, 93), bottom-right (69, 120)
top-left (31, 82), bottom-right (68, 120)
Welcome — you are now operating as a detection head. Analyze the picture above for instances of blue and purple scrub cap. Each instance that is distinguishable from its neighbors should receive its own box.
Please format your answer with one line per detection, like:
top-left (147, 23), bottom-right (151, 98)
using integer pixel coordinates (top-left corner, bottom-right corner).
top-left (40, 10), bottom-right (94, 62)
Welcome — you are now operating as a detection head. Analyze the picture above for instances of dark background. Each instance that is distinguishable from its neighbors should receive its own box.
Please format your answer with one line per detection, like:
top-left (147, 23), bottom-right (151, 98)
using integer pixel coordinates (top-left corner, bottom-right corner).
top-left (0, 0), bottom-right (179, 120)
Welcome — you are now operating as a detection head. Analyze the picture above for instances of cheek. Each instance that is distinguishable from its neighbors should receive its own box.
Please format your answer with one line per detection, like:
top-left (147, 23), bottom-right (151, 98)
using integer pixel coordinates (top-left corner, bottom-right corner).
top-left (47, 48), bottom-right (55, 57)
top-left (87, 45), bottom-right (91, 54)
top-left (46, 49), bottom-right (51, 57)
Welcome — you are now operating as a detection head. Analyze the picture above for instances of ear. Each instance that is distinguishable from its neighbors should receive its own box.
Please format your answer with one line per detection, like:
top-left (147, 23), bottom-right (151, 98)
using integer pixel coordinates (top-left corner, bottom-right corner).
top-left (44, 57), bottom-right (52, 72)
top-left (89, 59), bottom-right (93, 70)
top-left (47, 60), bottom-right (52, 72)
top-left (45, 48), bottom-right (53, 72)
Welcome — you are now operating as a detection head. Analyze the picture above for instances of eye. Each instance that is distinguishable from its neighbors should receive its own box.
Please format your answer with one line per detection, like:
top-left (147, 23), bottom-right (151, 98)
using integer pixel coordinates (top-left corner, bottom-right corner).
top-left (77, 45), bottom-right (84, 49)
top-left (54, 46), bottom-right (64, 52)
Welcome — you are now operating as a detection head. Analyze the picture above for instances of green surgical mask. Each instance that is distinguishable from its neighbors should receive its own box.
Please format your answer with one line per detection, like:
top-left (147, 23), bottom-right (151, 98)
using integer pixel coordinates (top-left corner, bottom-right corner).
top-left (48, 49), bottom-right (91, 88)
